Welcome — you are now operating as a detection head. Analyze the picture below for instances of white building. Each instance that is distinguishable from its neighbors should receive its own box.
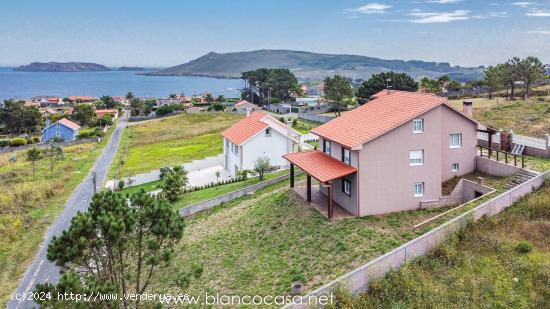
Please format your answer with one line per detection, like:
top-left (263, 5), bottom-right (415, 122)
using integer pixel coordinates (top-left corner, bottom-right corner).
top-left (222, 111), bottom-right (301, 177)
top-left (234, 100), bottom-right (259, 115)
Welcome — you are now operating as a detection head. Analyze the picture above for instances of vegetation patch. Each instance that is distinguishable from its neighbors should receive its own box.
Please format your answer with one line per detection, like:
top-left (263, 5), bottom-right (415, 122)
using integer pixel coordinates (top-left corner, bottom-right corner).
top-left (330, 181), bottom-right (550, 308)
top-left (0, 127), bottom-right (115, 307)
top-left (153, 179), bottom-right (451, 297)
top-left (109, 113), bottom-right (242, 178)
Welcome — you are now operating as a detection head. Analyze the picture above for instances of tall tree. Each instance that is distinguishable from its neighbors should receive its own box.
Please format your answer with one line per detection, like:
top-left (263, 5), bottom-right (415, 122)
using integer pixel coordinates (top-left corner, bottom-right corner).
top-left (130, 98), bottom-right (145, 116)
top-left (0, 100), bottom-right (41, 135)
top-left (125, 91), bottom-right (135, 100)
top-left (356, 71), bottom-right (418, 103)
top-left (26, 147), bottom-right (43, 179)
top-left (72, 104), bottom-right (96, 126)
top-left (516, 56), bottom-right (546, 99)
top-left (483, 65), bottom-right (501, 99)
top-left (323, 75), bottom-right (354, 116)
top-left (99, 95), bottom-right (117, 109)
top-left (43, 141), bottom-right (64, 177)
top-left (241, 68), bottom-right (300, 104)
top-left (35, 190), bottom-right (191, 308)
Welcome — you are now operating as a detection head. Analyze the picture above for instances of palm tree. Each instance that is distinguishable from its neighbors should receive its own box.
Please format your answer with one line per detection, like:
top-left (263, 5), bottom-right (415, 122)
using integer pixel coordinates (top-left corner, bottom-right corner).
top-left (125, 92), bottom-right (135, 100)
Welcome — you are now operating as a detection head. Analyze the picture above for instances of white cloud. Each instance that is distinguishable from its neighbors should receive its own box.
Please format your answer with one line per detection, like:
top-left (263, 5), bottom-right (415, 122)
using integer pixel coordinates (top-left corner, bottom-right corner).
top-left (512, 2), bottom-right (533, 8)
top-left (425, 0), bottom-right (462, 3)
top-left (527, 30), bottom-right (550, 34)
top-left (349, 3), bottom-right (392, 14)
top-left (472, 11), bottom-right (508, 19)
top-left (526, 9), bottom-right (550, 16)
top-left (408, 10), bottom-right (469, 23)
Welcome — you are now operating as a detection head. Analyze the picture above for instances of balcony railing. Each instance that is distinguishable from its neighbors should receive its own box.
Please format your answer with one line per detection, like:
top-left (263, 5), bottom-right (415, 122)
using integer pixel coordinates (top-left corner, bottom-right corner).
top-left (477, 145), bottom-right (525, 168)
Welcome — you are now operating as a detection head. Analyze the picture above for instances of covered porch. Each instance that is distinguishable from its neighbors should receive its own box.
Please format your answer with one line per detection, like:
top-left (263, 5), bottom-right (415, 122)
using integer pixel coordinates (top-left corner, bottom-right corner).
top-left (283, 150), bottom-right (357, 221)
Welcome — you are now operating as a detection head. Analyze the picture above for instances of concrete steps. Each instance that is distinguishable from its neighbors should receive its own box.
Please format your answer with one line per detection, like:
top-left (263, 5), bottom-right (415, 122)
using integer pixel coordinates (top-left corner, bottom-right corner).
top-left (506, 169), bottom-right (539, 189)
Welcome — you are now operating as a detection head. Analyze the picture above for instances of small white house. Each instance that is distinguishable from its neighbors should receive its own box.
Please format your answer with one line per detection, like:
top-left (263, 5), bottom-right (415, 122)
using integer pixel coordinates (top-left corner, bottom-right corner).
top-left (234, 100), bottom-right (259, 115)
top-left (222, 111), bottom-right (301, 177)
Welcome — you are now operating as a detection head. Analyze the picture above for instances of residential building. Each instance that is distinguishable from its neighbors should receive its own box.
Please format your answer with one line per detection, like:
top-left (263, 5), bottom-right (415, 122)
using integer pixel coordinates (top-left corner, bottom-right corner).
top-left (95, 109), bottom-right (119, 119)
top-left (222, 111), bottom-right (301, 177)
top-left (68, 96), bottom-right (96, 103)
top-left (41, 118), bottom-right (81, 142)
top-left (284, 90), bottom-right (481, 219)
top-left (234, 100), bottom-right (259, 115)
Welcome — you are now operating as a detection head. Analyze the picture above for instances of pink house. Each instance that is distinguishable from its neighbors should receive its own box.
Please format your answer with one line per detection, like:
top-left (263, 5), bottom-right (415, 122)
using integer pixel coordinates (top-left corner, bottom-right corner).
top-left (284, 90), bottom-right (482, 220)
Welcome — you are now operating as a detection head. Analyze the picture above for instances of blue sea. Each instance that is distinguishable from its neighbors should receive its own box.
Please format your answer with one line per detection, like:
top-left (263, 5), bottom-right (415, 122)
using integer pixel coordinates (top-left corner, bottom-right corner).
top-left (0, 67), bottom-right (244, 101)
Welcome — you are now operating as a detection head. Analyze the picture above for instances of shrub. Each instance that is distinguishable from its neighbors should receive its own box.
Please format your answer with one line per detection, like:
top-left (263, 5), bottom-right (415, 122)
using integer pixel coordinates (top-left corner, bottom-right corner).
top-left (32, 136), bottom-right (40, 143)
top-left (52, 136), bottom-right (64, 142)
top-left (515, 241), bottom-right (533, 253)
top-left (118, 180), bottom-right (125, 190)
top-left (0, 139), bottom-right (9, 147)
top-left (9, 137), bottom-right (27, 147)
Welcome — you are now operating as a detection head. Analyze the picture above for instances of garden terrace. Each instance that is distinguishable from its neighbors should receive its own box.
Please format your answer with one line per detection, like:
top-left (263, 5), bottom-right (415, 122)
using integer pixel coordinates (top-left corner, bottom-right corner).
top-left (152, 178), bottom-right (459, 298)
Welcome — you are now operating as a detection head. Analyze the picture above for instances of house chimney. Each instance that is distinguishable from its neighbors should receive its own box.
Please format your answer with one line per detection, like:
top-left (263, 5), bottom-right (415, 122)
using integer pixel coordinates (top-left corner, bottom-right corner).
top-left (246, 109), bottom-right (251, 117)
top-left (462, 100), bottom-right (473, 117)
top-left (286, 120), bottom-right (293, 129)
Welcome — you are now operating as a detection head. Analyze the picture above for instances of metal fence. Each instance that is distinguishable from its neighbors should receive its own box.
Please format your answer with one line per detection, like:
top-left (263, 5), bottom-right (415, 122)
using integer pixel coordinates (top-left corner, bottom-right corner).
top-left (284, 170), bottom-right (549, 308)
top-left (477, 131), bottom-right (501, 144)
top-left (512, 134), bottom-right (547, 150)
top-left (298, 113), bottom-right (334, 124)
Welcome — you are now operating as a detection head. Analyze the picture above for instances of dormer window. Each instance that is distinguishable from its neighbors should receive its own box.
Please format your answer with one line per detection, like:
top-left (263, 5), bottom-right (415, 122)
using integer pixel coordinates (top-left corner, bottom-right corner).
top-left (265, 128), bottom-right (271, 137)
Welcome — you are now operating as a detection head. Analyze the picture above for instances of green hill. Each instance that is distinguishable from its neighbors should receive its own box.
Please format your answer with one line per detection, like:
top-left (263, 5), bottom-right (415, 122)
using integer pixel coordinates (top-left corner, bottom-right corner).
top-left (146, 49), bottom-right (483, 81)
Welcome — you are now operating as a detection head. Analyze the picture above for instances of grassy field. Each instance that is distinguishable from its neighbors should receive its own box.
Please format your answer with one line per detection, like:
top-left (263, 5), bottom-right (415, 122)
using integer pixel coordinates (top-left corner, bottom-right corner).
top-left (0, 128), bottom-right (115, 306)
top-left (332, 181), bottom-right (550, 308)
top-left (109, 113), bottom-right (242, 178)
top-left (153, 179), bottom-right (455, 297)
top-left (448, 97), bottom-right (550, 137)
top-left (294, 119), bottom-right (321, 134)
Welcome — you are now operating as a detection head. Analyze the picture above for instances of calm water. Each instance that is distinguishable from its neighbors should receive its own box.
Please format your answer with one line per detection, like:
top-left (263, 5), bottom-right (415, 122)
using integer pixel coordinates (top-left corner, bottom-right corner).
top-left (0, 67), bottom-right (244, 101)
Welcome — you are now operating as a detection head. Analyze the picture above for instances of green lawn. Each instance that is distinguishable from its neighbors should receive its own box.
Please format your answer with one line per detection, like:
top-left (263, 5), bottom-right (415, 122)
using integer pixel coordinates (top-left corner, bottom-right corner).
top-left (0, 126), bottom-right (116, 307)
top-left (332, 181), bottom-right (550, 308)
top-left (294, 119), bottom-right (322, 134)
top-left (109, 113), bottom-right (242, 178)
top-left (120, 170), bottom-right (288, 208)
top-left (153, 178), bottom-right (452, 297)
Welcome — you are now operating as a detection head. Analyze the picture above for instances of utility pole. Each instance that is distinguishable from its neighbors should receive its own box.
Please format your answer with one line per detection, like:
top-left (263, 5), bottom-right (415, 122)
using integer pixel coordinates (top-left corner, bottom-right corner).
top-left (92, 171), bottom-right (97, 194)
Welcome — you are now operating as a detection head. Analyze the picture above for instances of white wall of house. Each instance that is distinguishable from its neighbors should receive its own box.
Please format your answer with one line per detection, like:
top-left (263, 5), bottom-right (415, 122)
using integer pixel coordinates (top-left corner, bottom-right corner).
top-left (224, 127), bottom-right (298, 177)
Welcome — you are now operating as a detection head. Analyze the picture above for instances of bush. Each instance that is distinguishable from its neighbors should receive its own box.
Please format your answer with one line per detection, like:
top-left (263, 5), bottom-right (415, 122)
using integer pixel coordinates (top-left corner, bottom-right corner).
top-left (9, 137), bottom-right (27, 147)
top-left (118, 180), bottom-right (125, 190)
top-left (515, 241), bottom-right (533, 254)
top-left (32, 136), bottom-right (40, 143)
top-left (0, 139), bottom-right (9, 147)
top-left (52, 136), bottom-right (64, 142)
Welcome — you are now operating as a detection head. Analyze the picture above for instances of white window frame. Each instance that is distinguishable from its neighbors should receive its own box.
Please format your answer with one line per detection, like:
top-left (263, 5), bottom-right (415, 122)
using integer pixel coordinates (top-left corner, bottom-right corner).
top-left (265, 128), bottom-right (271, 137)
top-left (342, 148), bottom-right (351, 165)
top-left (451, 163), bottom-right (459, 172)
top-left (323, 140), bottom-right (331, 155)
top-left (412, 118), bottom-right (424, 133)
top-left (449, 133), bottom-right (462, 148)
top-left (343, 179), bottom-right (351, 196)
top-left (409, 150), bottom-right (424, 166)
top-left (414, 182), bottom-right (424, 197)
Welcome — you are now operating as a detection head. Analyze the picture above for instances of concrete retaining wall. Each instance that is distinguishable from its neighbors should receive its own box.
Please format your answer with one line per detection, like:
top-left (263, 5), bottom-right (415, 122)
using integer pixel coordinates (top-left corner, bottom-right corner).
top-left (284, 170), bottom-right (549, 308)
top-left (475, 156), bottom-right (521, 177)
top-left (179, 173), bottom-right (291, 217)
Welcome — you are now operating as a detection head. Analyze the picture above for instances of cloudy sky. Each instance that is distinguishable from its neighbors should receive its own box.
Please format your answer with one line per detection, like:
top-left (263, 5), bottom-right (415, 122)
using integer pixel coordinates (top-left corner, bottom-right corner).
top-left (0, 0), bottom-right (548, 67)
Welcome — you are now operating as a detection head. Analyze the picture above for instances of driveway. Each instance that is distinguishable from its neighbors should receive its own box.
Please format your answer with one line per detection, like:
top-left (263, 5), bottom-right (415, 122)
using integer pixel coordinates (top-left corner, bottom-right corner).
top-left (8, 112), bottom-right (128, 309)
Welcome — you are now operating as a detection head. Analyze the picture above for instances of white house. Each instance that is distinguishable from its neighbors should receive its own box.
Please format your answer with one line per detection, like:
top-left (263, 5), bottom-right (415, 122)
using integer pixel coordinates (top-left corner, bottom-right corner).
top-left (221, 111), bottom-right (301, 177)
top-left (234, 100), bottom-right (259, 115)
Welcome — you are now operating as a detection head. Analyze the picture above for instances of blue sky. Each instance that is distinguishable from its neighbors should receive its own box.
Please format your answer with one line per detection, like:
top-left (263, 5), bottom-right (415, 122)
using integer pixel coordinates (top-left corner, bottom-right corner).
top-left (0, 0), bottom-right (548, 67)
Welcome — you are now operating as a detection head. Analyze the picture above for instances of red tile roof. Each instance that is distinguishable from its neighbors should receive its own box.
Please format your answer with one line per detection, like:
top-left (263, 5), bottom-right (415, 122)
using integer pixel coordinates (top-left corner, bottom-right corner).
top-left (222, 111), bottom-right (268, 145)
top-left (95, 109), bottom-right (118, 118)
top-left (312, 91), bottom-right (448, 149)
top-left (283, 150), bottom-right (357, 183)
top-left (235, 100), bottom-right (252, 107)
top-left (57, 118), bottom-right (81, 130)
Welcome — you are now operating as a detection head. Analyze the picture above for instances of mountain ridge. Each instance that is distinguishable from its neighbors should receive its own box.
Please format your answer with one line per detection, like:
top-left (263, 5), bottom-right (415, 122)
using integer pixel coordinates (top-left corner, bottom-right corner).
top-left (145, 49), bottom-right (484, 81)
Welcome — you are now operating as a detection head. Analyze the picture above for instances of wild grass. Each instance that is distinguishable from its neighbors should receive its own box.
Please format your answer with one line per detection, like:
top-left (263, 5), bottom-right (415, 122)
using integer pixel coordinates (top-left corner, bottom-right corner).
top-left (153, 179), bottom-right (451, 297)
top-left (329, 181), bottom-right (550, 308)
top-left (0, 127), bottom-right (115, 307)
top-left (109, 113), bottom-right (242, 178)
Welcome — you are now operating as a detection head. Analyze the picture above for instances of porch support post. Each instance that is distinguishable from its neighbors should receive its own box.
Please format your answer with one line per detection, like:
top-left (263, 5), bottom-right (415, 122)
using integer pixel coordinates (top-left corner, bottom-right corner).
top-left (488, 132), bottom-right (493, 158)
top-left (290, 163), bottom-right (295, 188)
top-left (327, 182), bottom-right (333, 221)
top-left (306, 175), bottom-right (312, 202)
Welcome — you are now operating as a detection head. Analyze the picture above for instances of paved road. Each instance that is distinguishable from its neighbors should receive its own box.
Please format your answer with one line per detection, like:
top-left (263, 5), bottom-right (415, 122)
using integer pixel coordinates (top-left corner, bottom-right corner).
top-left (8, 112), bottom-right (128, 309)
